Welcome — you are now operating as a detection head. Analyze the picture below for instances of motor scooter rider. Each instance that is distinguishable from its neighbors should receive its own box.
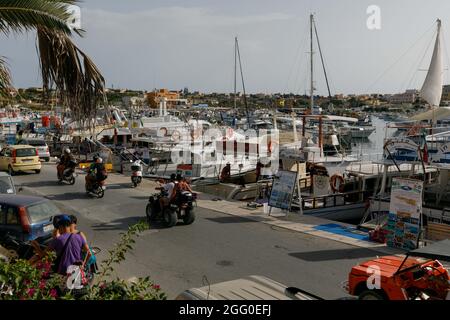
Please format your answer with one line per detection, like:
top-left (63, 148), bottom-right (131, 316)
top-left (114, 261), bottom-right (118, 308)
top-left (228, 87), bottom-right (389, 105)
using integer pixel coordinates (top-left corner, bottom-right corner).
top-left (156, 173), bottom-right (176, 211)
top-left (57, 148), bottom-right (75, 180)
top-left (85, 156), bottom-right (107, 190)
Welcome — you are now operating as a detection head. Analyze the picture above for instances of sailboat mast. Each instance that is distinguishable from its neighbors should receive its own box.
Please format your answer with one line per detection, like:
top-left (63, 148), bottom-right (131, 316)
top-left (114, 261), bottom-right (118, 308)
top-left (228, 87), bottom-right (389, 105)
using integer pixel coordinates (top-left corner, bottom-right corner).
top-left (236, 38), bottom-right (251, 128)
top-left (310, 14), bottom-right (314, 113)
top-left (234, 37), bottom-right (237, 126)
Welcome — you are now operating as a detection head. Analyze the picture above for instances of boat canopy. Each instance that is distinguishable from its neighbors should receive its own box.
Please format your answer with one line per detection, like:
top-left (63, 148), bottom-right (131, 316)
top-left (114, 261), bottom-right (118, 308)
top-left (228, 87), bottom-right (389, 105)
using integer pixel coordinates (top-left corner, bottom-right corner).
top-left (322, 115), bottom-right (358, 123)
top-left (411, 107), bottom-right (450, 121)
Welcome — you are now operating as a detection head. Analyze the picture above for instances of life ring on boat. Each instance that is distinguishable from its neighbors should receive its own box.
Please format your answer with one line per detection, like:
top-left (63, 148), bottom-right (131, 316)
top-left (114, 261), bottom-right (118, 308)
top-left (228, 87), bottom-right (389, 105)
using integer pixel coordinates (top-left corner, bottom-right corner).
top-left (330, 174), bottom-right (345, 193)
top-left (159, 127), bottom-right (168, 137)
top-left (172, 130), bottom-right (181, 142)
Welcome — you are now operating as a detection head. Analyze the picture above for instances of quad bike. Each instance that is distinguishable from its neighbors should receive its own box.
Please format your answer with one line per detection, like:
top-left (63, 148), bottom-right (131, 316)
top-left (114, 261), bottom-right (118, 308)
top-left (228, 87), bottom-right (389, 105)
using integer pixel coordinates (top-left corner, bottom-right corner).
top-left (145, 190), bottom-right (196, 228)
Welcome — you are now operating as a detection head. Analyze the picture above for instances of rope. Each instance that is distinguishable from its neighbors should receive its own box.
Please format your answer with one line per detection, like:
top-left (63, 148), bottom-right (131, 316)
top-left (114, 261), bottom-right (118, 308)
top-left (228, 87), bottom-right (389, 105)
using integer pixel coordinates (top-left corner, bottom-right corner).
top-left (365, 21), bottom-right (436, 93)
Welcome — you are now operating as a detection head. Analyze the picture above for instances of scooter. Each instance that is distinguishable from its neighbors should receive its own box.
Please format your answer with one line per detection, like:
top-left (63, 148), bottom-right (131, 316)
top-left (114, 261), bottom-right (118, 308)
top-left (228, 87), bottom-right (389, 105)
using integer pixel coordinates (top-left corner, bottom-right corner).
top-left (58, 159), bottom-right (78, 185)
top-left (146, 190), bottom-right (196, 228)
top-left (130, 160), bottom-right (143, 188)
top-left (86, 179), bottom-right (106, 199)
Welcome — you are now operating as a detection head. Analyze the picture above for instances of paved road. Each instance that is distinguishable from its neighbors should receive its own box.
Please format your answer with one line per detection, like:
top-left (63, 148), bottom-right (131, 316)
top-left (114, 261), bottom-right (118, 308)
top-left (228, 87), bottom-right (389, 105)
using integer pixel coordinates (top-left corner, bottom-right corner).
top-left (12, 163), bottom-right (380, 299)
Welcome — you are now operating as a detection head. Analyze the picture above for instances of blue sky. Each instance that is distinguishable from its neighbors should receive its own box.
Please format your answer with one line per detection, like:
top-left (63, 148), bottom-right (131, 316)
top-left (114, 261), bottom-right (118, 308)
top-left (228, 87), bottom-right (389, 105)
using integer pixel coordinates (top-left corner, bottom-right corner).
top-left (2, 0), bottom-right (450, 95)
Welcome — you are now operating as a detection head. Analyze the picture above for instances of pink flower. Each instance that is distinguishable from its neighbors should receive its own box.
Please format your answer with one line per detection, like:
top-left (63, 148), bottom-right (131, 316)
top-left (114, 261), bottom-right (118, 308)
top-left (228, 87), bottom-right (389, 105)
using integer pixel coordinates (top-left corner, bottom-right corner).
top-left (41, 272), bottom-right (50, 279)
top-left (49, 289), bottom-right (58, 298)
top-left (24, 280), bottom-right (31, 285)
top-left (39, 281), bottom-right (46, 290)
top-left (152, 284), bottom-right (160, 290)
top-left (27, 288), bottom-right (36, 297)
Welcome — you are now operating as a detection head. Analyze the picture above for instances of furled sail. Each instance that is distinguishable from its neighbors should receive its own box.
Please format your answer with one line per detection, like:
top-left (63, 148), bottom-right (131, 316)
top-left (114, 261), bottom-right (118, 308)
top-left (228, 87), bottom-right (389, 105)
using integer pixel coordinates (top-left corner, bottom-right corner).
top-left (420, 19), bottom-right (443, 107)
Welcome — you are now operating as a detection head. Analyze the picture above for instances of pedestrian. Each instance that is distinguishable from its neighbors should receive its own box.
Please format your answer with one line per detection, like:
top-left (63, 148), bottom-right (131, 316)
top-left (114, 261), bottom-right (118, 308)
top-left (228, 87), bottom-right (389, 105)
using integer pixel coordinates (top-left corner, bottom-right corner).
top-left (48, 215), bottom-right (91, 275)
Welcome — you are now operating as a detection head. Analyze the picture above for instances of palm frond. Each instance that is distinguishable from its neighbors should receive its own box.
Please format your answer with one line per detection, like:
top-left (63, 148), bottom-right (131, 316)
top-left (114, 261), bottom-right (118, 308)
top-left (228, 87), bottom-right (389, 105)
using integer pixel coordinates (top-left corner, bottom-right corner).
top-left (0, 56), bottom-right (13, 100)
top-left (37, 27), bottom-right (106, 131)
top-left (0, 0), bottom-right (80, 35)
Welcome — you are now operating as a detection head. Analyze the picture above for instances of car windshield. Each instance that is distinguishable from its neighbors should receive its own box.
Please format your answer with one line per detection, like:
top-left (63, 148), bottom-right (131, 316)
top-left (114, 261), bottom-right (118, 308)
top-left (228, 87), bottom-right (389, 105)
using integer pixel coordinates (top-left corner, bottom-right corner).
top-left (16, 148), bottom-right (37, 157)
top-left (27, 201), bottom-right (61, 224)
top-left (0, 177), bottom-right (15, 194)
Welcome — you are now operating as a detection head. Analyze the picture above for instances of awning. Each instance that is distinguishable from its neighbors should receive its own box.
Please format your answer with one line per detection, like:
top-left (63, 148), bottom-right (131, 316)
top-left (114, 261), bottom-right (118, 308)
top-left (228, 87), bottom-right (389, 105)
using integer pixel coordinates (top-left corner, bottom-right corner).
top-left (409, 239), bottom-right (450, 261)
top-left (410, 107), bottom-right (450, 121)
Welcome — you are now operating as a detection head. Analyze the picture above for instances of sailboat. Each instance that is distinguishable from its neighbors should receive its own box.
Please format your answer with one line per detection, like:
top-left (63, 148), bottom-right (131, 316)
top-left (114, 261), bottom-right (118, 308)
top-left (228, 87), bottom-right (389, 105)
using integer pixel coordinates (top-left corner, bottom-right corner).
top-left (364, 20), bottom-right (450, 227)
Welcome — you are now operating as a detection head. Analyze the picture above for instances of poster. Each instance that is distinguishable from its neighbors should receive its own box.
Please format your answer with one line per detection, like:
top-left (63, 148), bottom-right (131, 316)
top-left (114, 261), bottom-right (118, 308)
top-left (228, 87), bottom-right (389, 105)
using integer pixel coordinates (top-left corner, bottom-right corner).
top-left (313, 175), bottom-right (330, 197)
top-left (385, 178), bottom-right (423, 250)
top-left (268, 170), bottom-right (298, 210)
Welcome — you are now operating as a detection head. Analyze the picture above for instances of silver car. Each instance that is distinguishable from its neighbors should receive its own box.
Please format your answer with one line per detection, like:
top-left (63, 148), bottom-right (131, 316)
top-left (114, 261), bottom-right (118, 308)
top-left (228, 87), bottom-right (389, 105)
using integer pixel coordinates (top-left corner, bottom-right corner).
top-left (18, 139), bottom-right (50, 162)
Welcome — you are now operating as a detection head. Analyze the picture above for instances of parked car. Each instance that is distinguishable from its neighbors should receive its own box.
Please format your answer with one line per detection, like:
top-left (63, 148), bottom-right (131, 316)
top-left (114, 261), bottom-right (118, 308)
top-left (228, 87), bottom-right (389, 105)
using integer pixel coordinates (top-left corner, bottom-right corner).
top-left (345, 240), bottom-right (450, 300)
top-left (0, 195), bottom-right (60, 251)
top-left (0, 145), bottom-right (42, 175)
top-left (18, 139), bottom-right (50, 162)
top-left (176, 275), bottom-right (322, 300)
top-left (0, 172), bottom-right (15, 194)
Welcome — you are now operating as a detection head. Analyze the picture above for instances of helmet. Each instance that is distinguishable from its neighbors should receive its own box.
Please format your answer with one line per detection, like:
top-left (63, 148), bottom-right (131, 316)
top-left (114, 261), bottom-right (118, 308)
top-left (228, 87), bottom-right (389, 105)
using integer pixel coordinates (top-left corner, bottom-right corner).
top-left (64, 148), bottom-right (71, 154)
top-left (97, 157), bottom-right (103, 164)
top-left (170, 173), bottom-right (176, 181)
top-left (176, 174), bottom-right (183, 181)
top-left (93, 155), bottom-right (99, 162)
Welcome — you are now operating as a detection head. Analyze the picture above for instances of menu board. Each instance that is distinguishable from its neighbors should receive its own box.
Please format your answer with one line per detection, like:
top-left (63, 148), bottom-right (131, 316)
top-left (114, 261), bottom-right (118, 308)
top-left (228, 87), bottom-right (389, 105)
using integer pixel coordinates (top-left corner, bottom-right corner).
top-left (385, 178), bottom-right (423, 250)
top-left (268, 170), bottom-right (298, 210)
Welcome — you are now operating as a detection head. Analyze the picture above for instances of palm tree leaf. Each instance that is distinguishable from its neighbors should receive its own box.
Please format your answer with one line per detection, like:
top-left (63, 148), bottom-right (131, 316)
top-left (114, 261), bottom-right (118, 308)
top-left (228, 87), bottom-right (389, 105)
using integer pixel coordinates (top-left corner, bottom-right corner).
top-left (0, 56), bottom-right (13, 100)
top-left (37, 27), bottom-right (106, 131)
top-left (0, 0), bottom-right (79, 35)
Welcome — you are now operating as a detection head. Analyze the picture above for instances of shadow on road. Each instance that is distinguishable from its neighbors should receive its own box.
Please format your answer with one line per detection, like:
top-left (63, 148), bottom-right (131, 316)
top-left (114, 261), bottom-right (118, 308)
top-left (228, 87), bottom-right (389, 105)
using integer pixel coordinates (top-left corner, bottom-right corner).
top-left (289, 248), bottom-right (378, 262)
top-left (21, 180), bottom-right (61, 188)
top-left (45, 192), bottom-right (88, 201)
top-left (106, 183), bottom-right (134, 190)
top-left (91, 216), bottom-right (147, 231)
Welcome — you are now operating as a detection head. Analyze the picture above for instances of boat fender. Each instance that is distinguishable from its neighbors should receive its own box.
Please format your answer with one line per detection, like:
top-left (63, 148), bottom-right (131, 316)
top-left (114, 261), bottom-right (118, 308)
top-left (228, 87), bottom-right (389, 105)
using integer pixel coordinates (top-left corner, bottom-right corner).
top-left (330, 174), bottom-right (345, 193)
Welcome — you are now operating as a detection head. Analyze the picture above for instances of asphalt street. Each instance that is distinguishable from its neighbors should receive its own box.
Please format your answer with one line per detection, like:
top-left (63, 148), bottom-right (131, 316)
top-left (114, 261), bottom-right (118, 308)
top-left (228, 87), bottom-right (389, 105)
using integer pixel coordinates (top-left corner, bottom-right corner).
top-left (12, 163), bottom-right (381, 299)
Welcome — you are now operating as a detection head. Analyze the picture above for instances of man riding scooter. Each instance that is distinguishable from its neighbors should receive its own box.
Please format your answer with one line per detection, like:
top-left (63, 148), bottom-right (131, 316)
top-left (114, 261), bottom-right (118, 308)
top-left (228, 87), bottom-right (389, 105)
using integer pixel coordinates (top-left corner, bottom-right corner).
top-left (85, 156), bottom-right (108, 192)
top-left (57, 148), bottom-right (75, 180)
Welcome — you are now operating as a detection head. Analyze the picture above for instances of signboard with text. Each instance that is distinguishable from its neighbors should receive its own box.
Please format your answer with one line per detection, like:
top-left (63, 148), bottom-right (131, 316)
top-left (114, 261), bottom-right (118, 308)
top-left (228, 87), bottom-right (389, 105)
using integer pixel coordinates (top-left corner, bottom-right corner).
top-left (385, 178), bottom-right (423, 250)
top-left (268, 170), bottom-right (298, 211)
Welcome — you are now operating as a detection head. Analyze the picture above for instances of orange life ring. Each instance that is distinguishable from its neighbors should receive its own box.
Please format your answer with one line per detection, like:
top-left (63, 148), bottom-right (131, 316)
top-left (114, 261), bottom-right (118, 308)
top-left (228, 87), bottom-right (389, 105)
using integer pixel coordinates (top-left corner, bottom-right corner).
top-left (330, 174), bottom-right (345, 193)
top-left (159, 127), bottom-right (168, 137)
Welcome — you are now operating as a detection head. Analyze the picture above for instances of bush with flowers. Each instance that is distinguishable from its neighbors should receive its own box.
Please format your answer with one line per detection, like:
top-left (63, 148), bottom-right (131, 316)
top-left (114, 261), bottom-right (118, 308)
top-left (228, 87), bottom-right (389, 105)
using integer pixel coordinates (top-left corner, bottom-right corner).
top-left (0, 221), bottom-right (166, 300)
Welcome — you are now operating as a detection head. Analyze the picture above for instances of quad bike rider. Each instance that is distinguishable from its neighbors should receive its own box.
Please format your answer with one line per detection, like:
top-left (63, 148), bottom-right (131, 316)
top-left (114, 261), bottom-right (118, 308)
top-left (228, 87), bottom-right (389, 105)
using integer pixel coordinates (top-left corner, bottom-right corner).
top-left (146, 174), bottom-right (196, 227)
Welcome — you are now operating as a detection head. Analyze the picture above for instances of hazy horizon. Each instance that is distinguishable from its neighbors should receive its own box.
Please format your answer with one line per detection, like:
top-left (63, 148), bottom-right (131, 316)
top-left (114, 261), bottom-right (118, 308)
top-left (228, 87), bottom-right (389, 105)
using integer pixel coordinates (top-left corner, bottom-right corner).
top-left (2, 0), bottom-right (450, 96)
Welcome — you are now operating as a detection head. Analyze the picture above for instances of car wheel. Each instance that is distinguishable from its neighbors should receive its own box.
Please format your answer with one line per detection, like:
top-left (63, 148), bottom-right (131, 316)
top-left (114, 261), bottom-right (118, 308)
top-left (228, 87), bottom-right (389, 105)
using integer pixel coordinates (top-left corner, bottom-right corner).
top-left (359, 290), bottom-right (385, 300)
top-left (68, 176), bottom-right (76, 185)
top-left (182, 208), bottom-right (196, 225)
top-left (35, 170), bottom-right (41, 174)
top-left (45, 158), bottom-right (50, 162)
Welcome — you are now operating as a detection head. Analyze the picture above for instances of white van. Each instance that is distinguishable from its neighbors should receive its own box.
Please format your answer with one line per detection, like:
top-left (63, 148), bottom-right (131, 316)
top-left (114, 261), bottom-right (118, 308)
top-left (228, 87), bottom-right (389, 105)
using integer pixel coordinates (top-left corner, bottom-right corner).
top-left (175, 275), bottom-right (321, 300)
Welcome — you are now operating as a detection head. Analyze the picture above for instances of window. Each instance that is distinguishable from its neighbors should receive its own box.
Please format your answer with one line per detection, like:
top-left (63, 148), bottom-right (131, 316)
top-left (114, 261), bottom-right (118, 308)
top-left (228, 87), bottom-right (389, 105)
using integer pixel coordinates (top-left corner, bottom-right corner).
top-left (6, 207), bottom-right (19, 225)
top-left (15, 148), bottom-right (37, 157)
top-left (27, 201), bottom-right (61, 224)
top-left (3, 149), bottom-right (11, 157)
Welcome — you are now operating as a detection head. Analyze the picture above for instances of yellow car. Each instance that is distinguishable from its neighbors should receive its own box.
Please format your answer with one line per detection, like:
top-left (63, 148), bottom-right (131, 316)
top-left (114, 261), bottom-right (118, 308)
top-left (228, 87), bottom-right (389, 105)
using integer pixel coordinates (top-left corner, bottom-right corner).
top-left (0, 145), bottom-right (42, 175)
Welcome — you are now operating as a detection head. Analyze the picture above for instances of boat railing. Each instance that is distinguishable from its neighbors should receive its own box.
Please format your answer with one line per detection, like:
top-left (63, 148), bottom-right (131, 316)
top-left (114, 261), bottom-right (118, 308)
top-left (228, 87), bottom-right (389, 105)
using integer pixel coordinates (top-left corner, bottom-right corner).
top-left (297, 191), bottom-right (369, 211)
